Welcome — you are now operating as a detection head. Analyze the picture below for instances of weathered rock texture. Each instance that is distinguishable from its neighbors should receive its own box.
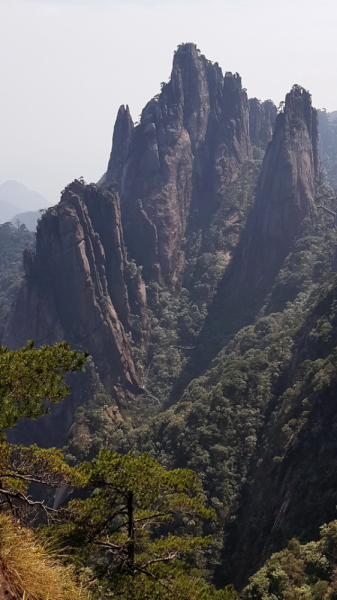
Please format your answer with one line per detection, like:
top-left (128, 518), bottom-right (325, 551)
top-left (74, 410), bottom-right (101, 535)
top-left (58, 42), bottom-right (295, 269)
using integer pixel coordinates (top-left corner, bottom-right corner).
top-left (185, 85), bottom-right (321, 377)
top-left (104, 43), bottom-right (252, 284)
top-left (227, 86), bottom-right (320, 299)
top-left (249, 98), bottom-right (277, 148)
top-left (3, 181), bottom-right (146, 400)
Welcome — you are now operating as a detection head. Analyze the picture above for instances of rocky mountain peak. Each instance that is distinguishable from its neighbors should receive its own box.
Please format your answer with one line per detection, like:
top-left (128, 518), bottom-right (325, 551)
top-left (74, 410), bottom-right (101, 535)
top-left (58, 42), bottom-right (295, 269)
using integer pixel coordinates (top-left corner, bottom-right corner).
top-left (106, 105), bottom-right (134, 189)
top-left (183, 84), bottom-right (321, 379)
top-left (3, 181), bottom-right (146, 403)
top-left (235, 84), bottom-right (319, 281)
top-left (280, 85), bottom-right (320, 175)
top-left (104, 43), bottom-right (251, 284)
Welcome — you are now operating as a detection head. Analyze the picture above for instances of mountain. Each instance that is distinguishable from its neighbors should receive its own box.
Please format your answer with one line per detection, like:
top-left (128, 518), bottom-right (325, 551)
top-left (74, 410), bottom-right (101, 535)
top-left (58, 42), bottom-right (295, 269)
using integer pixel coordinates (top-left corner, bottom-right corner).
top-left (4, 43), bottom-right (258, 440)
top-left (0, 180), bottom-right (49, 212)
top-left (249, 98), bottom-right (277, 149)
top-left (3, 182), bottom-right (148, 430)
top-left (104, 43), bottom-right (252, 284)
top-left (179, 85), bottom-right (321, 385)
top-left (4, 42), bottom-right (337, 595)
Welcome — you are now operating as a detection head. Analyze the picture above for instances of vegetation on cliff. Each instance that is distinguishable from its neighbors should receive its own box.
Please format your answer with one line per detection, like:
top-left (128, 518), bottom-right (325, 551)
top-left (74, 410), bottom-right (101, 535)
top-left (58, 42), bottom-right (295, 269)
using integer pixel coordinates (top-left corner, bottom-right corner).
top-left (243, 521), bottom-right (337, 599)
top-left (0, 222), bottom-right (34, 333)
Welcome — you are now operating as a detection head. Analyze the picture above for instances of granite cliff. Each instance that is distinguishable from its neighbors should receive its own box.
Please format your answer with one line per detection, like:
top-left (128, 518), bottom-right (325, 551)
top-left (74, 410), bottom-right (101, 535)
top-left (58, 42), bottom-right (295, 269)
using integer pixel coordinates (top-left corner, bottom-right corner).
top-left (3, 181), bottom-right (146, 403)
top-left (249, 98), bottom-right (277, 149)
top-left (104, 43), bottom-right (252, 284)
top-left (221, 85), bottom-right (320, 309)
top-left (183, 85), bottom-right (321, 381)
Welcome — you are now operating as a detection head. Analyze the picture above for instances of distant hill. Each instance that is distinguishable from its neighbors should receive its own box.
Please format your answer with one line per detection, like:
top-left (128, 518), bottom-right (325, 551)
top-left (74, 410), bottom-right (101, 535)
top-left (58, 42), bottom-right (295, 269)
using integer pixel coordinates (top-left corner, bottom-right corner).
top-left (0, 200), bottom-right (21, 223)
top-left (11, 210), bottom-right (41, 231)
top-left (0, 180), bottom-right (50, 213)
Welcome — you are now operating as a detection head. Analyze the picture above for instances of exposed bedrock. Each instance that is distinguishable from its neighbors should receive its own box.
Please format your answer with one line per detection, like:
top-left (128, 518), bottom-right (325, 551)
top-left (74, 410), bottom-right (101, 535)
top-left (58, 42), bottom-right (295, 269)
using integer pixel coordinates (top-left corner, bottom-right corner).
top-left (3, 182), bottom-right (147, 401)
top-left (249, 97), bottom-right (277, 148)
top-left (104, 42), bottom-right (252, 285)
top-left (179, 85), bottom-right (321, 385)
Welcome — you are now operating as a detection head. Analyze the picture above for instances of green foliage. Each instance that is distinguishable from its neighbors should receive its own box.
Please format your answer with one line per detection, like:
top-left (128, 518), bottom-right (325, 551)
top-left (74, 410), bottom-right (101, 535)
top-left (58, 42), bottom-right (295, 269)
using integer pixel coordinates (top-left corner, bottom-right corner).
top-left (125, 180), bottom-right (337, 583)
top-left (91, 570), bottom-right (239, 599)
top-left (0, 442), bottom-right (81, 518)
top-left (136, 308), bottom-right (299, 531)
top-left (138, 159), bottom-right (262, 409)
top-left (0, 341), bottom-right (88, 433)
top-left (41, 450), bottom-right (229, 599)
top-left (243, 519), bottom-right (337, 599)
top-left (0, 341), bottom-right (88, 517)
top-left (62, 358), bottom-right (132, 464)
top-left (0, 339), bottom-right (232, 598)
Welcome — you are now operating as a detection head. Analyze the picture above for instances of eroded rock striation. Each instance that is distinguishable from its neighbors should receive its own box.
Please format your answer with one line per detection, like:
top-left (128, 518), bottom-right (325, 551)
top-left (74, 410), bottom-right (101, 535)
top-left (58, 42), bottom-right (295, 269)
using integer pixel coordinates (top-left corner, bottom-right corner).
top-left (3, 181), bottom-right (146, 400)
top-left (185, 85), bottom-right (321, 377)
top-left (249, 98), bottom-right (277, 148)
top-left (228, 86), bottom-right (320, 298)
top-left (104, 42), bottom-right (252, 284)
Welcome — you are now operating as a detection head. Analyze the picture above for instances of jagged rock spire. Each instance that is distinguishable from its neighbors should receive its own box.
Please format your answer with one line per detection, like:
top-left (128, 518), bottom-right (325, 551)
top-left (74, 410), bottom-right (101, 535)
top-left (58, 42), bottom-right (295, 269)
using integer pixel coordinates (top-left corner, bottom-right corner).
top-left (183, 85), bottom-right (321, 380)
top-left (219, 85), bottom-right (320, 304)
top-left (106, 105), bottom-right (133, 190)
top-left (3, 182), bottom-right (147, 398)
top-left (104, 42), bottom-right (252, 284)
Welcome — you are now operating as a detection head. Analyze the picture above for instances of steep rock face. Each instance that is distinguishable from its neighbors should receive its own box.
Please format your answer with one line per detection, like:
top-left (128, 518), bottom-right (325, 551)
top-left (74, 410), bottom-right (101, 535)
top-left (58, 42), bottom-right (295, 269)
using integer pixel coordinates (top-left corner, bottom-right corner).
top-left (231, 86), bottom-right (320, 297)
top-left (3, 182), bottom-right (144, 400)
top-left (104, 43), bottom-right (252, 284)
top-left (249, 98), bottom-right (277, 148)
top-left (183, 86), bottom-right (320, 380)
top-left (106, 105), bottom-right (134, 189)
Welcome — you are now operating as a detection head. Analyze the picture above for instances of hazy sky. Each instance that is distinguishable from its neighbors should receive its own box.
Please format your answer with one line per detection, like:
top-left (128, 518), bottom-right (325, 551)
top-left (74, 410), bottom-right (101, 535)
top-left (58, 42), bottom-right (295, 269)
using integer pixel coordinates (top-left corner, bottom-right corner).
top-left (0, 0), bottom-right (336, 202)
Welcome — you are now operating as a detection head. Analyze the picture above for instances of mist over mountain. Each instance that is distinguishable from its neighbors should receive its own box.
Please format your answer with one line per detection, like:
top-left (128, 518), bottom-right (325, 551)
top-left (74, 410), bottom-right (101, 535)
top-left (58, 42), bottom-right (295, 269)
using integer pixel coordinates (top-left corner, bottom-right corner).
top-left (0, 180), bottom-right (49, 213)
top-left (0, 199), bottom-right (21, 224)
top-left (11, 210), bottom-right (42, 231)
top-left (3, 43), bottom-right (337, 598)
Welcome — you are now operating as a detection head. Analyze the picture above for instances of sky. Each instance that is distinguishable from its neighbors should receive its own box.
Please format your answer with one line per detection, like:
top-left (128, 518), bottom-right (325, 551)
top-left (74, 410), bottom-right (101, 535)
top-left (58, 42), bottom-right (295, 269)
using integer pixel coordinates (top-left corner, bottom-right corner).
top-left (0, 0), bottom-right (336, 203)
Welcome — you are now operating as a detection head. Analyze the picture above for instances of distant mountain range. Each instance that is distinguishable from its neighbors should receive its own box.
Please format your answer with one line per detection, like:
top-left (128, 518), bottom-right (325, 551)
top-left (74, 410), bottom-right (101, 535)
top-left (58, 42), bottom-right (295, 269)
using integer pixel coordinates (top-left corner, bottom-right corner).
top-left (0, 180), bottom-right (50, 229)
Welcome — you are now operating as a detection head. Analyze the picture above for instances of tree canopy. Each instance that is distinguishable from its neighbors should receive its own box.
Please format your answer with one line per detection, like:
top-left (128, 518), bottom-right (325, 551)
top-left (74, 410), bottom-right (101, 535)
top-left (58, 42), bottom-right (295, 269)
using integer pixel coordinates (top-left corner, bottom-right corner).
top-left (42, 450), bottom-right (237, 599)
top-left (0, 341), bottom-right (88, 432)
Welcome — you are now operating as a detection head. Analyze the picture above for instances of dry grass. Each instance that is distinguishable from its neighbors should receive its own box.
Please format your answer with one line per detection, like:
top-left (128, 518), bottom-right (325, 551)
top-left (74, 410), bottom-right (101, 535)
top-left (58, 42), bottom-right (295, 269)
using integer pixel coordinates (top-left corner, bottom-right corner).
top-left (0, 514), bottom-right (89, 600)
